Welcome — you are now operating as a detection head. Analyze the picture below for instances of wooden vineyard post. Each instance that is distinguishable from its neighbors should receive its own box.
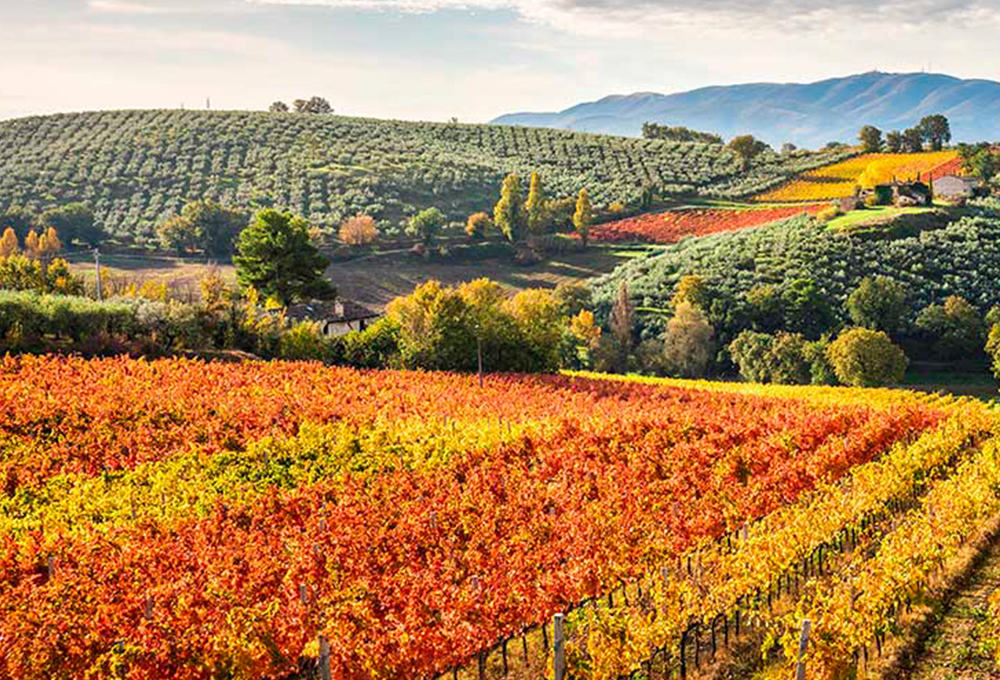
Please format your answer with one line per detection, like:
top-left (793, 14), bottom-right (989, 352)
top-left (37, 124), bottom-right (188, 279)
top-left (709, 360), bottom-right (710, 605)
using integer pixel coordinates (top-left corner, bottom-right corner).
top-left (318, 634), bottom-right (331, 680)
top-left (553, 613), bottom-right (566, 680)
top-left (795, 619), bottom-right (811, 680)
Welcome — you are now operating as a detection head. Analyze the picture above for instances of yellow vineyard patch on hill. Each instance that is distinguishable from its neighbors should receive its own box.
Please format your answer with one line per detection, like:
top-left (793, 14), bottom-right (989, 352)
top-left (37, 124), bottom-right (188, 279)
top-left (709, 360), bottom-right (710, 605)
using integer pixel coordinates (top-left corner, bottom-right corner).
top-left (754, 151), bottom-right (958, 202)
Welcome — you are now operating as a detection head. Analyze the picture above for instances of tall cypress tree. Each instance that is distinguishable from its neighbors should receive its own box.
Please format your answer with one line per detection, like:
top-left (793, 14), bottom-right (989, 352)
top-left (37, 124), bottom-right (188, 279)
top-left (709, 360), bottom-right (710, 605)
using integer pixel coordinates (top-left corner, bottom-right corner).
top-left (493, 173), bottom-right (527, 242)
top-left (573, 188), bottom-right (593, 247)
top-left (525, 172), bottom-right (548, 236)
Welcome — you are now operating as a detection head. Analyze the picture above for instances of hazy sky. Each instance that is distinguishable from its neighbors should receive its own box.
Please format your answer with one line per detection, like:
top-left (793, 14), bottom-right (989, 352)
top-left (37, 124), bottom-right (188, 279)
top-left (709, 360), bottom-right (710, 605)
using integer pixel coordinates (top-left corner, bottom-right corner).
top-left (3, 0), bottom-right (1000, 123)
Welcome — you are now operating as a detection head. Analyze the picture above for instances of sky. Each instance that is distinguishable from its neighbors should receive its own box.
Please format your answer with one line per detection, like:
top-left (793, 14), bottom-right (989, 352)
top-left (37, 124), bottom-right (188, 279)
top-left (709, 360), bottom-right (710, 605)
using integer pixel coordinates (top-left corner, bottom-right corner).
top-left (3, 0), bottom-right (1000, 123)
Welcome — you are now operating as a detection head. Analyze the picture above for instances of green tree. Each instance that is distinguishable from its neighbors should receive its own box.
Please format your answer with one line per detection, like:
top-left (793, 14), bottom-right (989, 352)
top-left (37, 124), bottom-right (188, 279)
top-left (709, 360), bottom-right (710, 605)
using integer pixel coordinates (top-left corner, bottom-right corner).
top-left (671, 274), bottom-right (711, 311)
top-left (494, 173), bottom-right (527, 242)
top-left (915, 296), bottom-right (984, 360)
top-left (987, 321), bottom-right (1000, 383)
top-left (183, 200), bottom-right (247, 258)
top-left (608, 280), bottom-right (634, 372)
top-left (662, 301), bottom-right (715, 378)
top-left (958, 143), bottom-right (1000, 183)
top-left (885, 130), bottom-right (903, 153)
top-left (572, 188), bottom-right (593, 247)
top-left (234, 209), bottom-right (335, 305)
top-left (504, 288), bottom-right (565, 372)
top-left (38, 203), bottom-right (104, 246)
top-left (918, 114), bottom-right (951, 151)
top-left (846, 276), bottom-right (908, 335)
top-left (157, 215), bottom-right (199, 255)
top-left (826, 328), bottom-right (908, 387)
top-left (729, 330), bottom-right (814, 385)
top-left (858, 125), bottom-right (883, 153)
top-left (525, 172), bottom-right (549, 236)
top-left (780, 278), bottom-right (835, 339)
top-left (269, 101), bottom-right (289, 113)
top-left (407, 207), bottom-right (445, 245)
top-left (293, 97), bottom-right (333, 114)
top-left (727, 135), bottom-right (770, 168)
top-left (902, 127), bottom-right (924, 153)
top-left (745, 284), bottom-right (784, 334)
top-left (553, 281), bottom-right (592, 317)
top-left (158, 200), bottom-right (246, 257)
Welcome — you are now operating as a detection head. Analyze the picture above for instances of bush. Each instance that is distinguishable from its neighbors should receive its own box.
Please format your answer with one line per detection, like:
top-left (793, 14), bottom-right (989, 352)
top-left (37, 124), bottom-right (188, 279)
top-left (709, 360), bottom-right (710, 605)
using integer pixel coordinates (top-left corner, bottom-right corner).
top-left (339, 214), bottom-right (378, 246)
top-left (826, 328), bottom-right (908, 387)
top-left (816, 206), bottom-right (841, 223)
top-left (341, 318), bottom-right (401, 368)
top-left (465, 212), bottom-right (493, 239)
top-left (278, 321), bottom-right (334, 361)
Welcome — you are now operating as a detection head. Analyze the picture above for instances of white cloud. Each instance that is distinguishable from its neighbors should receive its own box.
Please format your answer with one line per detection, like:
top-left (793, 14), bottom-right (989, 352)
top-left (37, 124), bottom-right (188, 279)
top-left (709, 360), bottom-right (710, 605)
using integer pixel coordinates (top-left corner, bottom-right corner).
top-left (88, 0), bottom-right (181, 14)
top-left (248, 0), bottom-right (1000, 35)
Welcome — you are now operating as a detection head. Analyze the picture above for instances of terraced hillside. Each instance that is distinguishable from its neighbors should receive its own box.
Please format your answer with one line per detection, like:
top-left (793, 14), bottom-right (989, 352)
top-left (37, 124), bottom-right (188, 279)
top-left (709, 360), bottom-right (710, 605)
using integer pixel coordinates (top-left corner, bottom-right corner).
top-left (0, 110), bottom-right (849, 243)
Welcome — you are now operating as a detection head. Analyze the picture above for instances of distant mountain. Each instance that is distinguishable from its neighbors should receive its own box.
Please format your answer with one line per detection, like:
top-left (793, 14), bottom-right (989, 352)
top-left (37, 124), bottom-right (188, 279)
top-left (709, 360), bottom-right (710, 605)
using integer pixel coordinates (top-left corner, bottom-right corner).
top-left (491, 72), bottom-right (1000, 149)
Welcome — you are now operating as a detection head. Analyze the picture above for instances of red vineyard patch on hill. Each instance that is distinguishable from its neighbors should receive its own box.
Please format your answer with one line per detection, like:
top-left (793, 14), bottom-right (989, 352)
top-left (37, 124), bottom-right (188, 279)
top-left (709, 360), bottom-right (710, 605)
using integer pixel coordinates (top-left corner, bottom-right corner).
top-left (928, 155), bottom-right (965, 181)
top-left (591, 204), bottom-right (826, 243)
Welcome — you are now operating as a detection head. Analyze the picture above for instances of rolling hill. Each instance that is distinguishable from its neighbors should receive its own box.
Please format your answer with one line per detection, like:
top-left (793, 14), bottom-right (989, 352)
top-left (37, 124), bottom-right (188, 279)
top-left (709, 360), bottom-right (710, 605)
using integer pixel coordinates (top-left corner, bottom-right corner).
top-left (0, 110), bottom-right (848, 244)
top-left (492, 71), bottom-right (1000, 148)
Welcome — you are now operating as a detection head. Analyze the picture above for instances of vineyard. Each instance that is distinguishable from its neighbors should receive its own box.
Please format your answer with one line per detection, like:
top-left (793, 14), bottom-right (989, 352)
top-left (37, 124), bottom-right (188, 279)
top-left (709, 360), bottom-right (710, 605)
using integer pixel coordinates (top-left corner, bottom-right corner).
top-left (593, 198), bottom-right (1000, 336)
top-left (0, 111), bottom-right (852, 243)
top-left (589, 204), bottom-right (825, 244)
top-left (753, 151), bottom-right (959, 202)
top-left (5, 355), bottom-right (1000, 680)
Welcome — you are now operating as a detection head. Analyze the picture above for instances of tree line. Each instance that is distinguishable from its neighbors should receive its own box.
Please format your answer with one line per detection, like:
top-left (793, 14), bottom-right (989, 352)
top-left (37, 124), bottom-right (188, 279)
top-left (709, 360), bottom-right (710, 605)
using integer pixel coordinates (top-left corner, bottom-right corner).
top-left (858, 115), bottom-right (952, 153)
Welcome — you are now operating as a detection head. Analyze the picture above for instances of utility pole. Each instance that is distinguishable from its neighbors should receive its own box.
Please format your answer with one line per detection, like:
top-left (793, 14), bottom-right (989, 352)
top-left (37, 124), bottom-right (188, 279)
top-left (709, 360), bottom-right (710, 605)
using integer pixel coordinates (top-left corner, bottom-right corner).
top-left (93, 248), bottom-right (102, 300)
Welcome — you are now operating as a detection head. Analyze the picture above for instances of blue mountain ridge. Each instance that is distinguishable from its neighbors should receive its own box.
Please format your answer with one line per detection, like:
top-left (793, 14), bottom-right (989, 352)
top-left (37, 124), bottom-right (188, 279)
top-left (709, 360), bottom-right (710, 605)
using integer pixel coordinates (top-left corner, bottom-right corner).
top-left (490, 71), bottom-right (1000, 148)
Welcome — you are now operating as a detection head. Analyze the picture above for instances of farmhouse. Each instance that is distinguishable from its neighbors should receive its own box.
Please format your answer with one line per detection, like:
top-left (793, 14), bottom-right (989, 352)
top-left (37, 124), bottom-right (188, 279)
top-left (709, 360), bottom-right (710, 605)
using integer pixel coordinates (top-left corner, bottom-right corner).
top-left (862, 181), bottom-right (931, 207)
top-left (934, 174), bottom-right (983, 199)
top-left (284, 299), bottom-right (381, 337)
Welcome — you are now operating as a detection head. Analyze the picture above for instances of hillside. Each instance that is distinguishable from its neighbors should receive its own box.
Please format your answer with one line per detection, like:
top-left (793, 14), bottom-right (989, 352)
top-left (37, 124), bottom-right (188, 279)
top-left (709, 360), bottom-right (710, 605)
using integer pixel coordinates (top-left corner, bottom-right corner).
top-left (591, 199), bottom-right (1000, 334)
top-left (492, 71), bottom-right (1000, 148)
top-left (0, 110), bottom-right (849, 244)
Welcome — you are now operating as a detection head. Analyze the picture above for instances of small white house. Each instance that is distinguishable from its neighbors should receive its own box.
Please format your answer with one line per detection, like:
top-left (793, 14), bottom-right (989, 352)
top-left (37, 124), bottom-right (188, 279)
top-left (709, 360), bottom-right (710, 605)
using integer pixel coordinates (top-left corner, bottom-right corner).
top-left (934, 175), bottom-right (983, 199)
top-left (285, 299), bottom-right (381, 337)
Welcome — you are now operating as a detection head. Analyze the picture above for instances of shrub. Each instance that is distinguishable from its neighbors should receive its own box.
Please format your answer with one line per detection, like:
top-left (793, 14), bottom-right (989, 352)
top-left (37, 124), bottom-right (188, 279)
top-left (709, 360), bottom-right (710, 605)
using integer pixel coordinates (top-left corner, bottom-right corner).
top-left (339, 214), bottom-right (378, 246)
top-left (339, 319), bottom-right (398, 368)
top-left (826, 328), bottom-right (908, 387)
top-left (465, 212), bottom-right (492, 239)
top-left (407, 208), bottom-right (445, 245)
top-left (278, 321), bottom-right (334, 361)
top-left (816, 206), bottom-right (841, 223)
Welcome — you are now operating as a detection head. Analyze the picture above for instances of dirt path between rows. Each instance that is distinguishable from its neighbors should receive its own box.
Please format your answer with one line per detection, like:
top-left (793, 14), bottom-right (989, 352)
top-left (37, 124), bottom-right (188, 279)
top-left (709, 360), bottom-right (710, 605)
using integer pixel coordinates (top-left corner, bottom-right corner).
top-left (891, 532), bottom-right (1000, 679)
